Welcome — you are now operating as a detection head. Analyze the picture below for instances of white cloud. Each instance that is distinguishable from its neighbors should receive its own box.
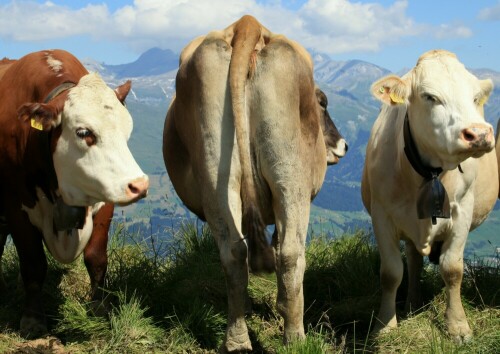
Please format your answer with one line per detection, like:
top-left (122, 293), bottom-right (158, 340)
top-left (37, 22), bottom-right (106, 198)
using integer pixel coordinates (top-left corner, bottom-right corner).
top-left (478, 2), bottom-right (500, 21)
top-left (0, 0), bottom-right (474, 56)
top-left (0, 1), bottom-right (111, 41)
top-left (433, 23), bottom-right (472, 39)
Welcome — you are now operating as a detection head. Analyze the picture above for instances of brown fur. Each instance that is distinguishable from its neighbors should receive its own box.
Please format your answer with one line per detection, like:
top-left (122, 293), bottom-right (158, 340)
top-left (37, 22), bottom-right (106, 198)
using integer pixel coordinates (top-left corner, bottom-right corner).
top-left (0, 50), bottom-right (127, 338)
top-left (163, 15), bottom-right (345, 350)
top-left (0, 58), bottom-right (15, 81)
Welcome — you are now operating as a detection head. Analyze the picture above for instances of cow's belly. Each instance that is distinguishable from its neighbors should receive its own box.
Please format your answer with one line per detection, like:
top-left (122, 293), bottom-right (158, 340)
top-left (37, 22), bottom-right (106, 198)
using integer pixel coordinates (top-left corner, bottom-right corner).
top-left (163, 110), bottom-right (205, 220)
top-left (21, 188), bottom-right (95, 264)
top-left (471, 150), bottom-right (498, 229)
top-left (389, 187), bottom-right (477, 256)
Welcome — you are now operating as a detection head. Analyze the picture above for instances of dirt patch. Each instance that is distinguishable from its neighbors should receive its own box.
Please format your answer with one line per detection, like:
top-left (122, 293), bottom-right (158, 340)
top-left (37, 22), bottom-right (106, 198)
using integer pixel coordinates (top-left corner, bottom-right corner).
top-left (8, 336), bottom-right (67, 354)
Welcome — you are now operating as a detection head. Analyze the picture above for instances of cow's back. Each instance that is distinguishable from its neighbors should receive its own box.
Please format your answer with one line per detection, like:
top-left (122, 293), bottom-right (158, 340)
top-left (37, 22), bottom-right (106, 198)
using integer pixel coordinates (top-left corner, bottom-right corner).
top-left (0, 50), bottom-right (87, 122)
top-left (0, 58), bottom-right (15, 81)
top-left (165, 32), bottom-right (325, 222)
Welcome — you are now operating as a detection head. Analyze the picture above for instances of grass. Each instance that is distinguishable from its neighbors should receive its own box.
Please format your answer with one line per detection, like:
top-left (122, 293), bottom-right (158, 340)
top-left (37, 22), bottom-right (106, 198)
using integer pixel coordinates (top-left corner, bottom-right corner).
top-left (0, 222), bottom-right (499, 353)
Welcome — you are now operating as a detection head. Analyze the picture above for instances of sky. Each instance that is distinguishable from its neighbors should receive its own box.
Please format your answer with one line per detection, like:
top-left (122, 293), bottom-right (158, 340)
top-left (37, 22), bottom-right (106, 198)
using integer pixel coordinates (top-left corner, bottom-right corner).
top-left (1, 0), bottom-right (500, 72)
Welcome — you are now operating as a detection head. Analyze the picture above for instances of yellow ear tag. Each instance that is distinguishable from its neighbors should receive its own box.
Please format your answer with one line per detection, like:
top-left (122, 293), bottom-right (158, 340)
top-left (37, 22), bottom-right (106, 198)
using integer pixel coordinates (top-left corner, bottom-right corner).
top-left (379, 86), bottom-right (385, 94)
top-left (30, 118), bottom-right (44, 131)
top-left (478, 96), bottom-right (488, 106)
top-left (389, 92), bottom-right (405, 104)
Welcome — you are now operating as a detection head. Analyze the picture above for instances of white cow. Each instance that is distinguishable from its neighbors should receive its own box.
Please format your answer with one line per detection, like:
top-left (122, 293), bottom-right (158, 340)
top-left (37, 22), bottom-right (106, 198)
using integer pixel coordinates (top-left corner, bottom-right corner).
top-left (361, 50), bottom-right (498, 343)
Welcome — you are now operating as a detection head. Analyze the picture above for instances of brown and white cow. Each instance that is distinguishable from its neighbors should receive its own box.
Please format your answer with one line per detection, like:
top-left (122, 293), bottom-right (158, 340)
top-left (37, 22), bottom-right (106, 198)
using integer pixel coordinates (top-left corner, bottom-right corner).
top-left (0, 49), bottom-right (149, 338)
top-left (163, 15), bottom-right (347, 352)
top-left (361, 50), bottom-right (498, 343)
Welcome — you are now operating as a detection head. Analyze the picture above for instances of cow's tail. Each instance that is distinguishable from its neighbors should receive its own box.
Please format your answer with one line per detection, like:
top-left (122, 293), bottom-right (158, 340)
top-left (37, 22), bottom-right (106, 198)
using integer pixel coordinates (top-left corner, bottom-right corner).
top-left (229, 15), bottom-right (275, 273)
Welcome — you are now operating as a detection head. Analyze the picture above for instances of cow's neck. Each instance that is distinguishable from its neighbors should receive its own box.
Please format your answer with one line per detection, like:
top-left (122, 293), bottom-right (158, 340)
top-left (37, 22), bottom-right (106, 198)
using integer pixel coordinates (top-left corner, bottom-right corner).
top-left (403, 112), bottom-right (450, 225)
top-left (27, 82), bottom-right (87, 231)
top-left (31, 83), bottom-right (76, 200)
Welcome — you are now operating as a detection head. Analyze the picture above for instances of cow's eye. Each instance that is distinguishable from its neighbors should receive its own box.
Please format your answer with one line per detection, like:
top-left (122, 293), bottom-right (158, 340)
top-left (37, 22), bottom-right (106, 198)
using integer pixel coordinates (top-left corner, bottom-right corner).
top-left (422, 93), bottom-right (438, 103)
top-left (76, 128), bottom-right (96, 146)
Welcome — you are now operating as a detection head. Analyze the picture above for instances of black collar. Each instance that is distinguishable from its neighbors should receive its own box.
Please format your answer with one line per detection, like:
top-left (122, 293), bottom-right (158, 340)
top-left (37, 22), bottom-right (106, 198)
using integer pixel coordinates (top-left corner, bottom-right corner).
top-left (403, 112), bottom-right (443, 179)
top-left (403, 112), bottom-right (450, 225)
top-left (44, 82), bottom-right (76, 103)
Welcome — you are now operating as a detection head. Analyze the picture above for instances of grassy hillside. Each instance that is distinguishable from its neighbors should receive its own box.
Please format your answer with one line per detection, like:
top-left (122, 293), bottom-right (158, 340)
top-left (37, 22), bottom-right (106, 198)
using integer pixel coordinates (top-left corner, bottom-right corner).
top-left (1, 223), bottom-right (498, 353)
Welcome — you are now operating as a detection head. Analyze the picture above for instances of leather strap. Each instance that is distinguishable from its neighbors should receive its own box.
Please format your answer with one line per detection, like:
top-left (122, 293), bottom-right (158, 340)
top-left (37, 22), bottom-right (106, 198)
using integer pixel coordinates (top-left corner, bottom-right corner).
top-left (44, 82), bottom-right (76, 103)
top-left (403, 112), bottom-right (450, 225)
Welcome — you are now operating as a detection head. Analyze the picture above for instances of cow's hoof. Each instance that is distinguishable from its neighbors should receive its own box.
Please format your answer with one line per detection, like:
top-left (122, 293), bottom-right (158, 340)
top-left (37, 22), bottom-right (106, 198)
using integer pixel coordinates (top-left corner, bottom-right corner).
top-left (447, 316), bottom-right (472, 345)
top-left (283, 329), bottom-right (306, 345)
top-left (450, 333), bottom-right (473, 345)
top-left (221, 332), bottom-right (252, 353)
top-left (448, 323), bottom-right (472, 345)
top-left (219, 340), bottom-right (252, 353)
top-left (88, 298), bottom-right (111, 317)
top-left (372, 322), bottom-right (396, 336)
top-left (20, 315), bottom-right (48, 339)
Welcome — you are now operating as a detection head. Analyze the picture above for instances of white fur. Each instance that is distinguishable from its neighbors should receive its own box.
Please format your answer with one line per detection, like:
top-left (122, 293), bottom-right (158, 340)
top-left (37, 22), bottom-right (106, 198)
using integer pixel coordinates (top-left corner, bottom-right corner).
top-left (46, 53), bottom-right (63, 73)
top-left (53, 73), bottom-right (148, 206)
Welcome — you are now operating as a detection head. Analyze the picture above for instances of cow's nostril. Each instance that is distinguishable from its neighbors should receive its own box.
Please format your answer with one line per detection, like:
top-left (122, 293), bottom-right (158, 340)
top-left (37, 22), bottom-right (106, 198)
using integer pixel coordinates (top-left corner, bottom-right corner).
top-left (128, 183), bottom-right (140, 195)
top-left (344, 143), bottom-right (349, 152)
top-left (463, 131), bottom-right (476, 142)
top-left (126, 177), bottom-right (149, 199)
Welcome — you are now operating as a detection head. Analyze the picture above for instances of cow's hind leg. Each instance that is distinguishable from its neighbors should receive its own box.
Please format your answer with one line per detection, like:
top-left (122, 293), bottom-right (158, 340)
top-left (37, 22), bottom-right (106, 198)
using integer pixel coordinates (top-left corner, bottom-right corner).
top-left (273, 196), bottom-right (309, 344)
top-left (405, 240), bottom-right (423, 314)
top-left (210, 217), bottom-right (252, 353)
top-left (84, 203), bottom-right (113, 316)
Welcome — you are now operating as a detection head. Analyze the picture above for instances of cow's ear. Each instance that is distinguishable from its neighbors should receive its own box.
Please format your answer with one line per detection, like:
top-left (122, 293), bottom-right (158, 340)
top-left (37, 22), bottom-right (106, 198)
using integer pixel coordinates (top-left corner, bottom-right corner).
top-left (315, 87), bottom-right (328, 109)
top-left (371, 75), bottom-right (410, 106)
top-left (477, 79), bottom-right (493, 106)
top-left (115, 80), bottom-right (131, 104)
top-left (18, 103), bottom-right (60, 132)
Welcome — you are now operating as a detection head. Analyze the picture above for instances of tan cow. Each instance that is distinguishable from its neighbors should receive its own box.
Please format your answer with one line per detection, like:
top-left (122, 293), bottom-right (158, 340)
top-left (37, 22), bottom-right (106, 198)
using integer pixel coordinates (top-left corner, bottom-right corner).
top-left (497, 119), bottom-right (500, 198)
top-left (163, 15), bottom-right (347, 352)
top-left (361, 50), bottom-right (498, 343)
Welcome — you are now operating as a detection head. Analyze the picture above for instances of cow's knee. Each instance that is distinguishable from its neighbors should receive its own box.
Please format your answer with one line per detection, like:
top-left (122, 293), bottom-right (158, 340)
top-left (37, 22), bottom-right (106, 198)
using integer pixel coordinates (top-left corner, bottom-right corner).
top-left (380, 259), bottom-right (403, 292)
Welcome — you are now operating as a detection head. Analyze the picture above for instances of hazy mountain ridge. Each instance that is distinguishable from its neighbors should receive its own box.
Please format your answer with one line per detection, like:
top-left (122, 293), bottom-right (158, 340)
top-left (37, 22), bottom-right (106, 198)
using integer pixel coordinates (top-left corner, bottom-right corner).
top-left (82, 48), bottom-right (500, 256)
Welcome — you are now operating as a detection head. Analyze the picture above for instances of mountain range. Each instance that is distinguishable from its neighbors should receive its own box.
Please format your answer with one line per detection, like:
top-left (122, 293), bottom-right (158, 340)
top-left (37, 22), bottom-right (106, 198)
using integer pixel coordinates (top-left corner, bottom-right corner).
top-left (82, 47), bottom-right (500, 259)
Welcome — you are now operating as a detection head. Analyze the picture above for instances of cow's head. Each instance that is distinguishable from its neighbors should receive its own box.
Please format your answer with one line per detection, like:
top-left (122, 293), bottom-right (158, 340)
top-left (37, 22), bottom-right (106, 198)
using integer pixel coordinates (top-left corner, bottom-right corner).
top-left (371, 50), bottom-right (494, 171)
top-left (315, 87), bottom-right (348, 165)
top-left (19, 73), bottom-right (148, 206)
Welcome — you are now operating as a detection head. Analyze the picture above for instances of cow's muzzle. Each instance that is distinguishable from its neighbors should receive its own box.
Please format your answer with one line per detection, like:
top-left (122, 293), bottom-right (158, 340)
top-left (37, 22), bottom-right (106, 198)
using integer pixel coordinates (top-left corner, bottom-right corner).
top-left (461, 124), bottom-right (495, 151)
top-left (120, 175), bottom-right (149, 205)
